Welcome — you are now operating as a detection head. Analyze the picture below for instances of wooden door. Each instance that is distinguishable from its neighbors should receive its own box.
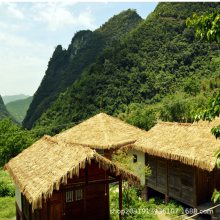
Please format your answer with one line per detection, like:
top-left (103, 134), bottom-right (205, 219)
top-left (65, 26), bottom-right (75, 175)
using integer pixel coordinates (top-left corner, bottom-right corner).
top-left (49, 191), bottom-right (63, 220)
top-left (49, 201), bottom-right (63, 220)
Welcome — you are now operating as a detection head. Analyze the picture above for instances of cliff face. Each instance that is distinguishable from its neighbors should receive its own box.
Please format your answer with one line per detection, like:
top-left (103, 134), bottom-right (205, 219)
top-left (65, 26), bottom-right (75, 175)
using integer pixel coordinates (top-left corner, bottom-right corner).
top-left (23, 9), bottom-right (142, 129)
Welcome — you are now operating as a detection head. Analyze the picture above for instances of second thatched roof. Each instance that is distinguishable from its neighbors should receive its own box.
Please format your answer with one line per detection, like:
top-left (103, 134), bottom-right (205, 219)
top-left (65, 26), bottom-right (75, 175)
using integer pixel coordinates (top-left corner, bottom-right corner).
top-left (4, 135), bottom-right (140, 211)
top-left (56, 113), bottom-right (147, 149)
top-left (132, 119), bottom-right (220, 172)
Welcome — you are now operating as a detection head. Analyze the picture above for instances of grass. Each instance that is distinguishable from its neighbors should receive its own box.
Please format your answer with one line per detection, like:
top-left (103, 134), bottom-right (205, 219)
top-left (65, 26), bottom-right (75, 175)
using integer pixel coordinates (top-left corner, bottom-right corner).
top-left (0, 197), bottom-right (15, 220)
top-left (0, 169), bottom-right (16, 220)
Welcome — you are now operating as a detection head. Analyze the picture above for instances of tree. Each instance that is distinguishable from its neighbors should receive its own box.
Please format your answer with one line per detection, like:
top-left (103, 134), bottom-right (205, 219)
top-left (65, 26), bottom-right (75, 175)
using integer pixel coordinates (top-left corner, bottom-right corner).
top-left (186, 12), bottom-right (220, 43)
top-left (187, 12), bottom-right (220, 203)
top-left (118, 103), bottom-right (157, 131)
top-left (0, 118), bottom-right (34, 166)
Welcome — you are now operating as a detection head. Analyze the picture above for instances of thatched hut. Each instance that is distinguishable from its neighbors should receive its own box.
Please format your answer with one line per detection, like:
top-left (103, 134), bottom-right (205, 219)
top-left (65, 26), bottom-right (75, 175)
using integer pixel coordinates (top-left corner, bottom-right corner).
top-left (55, 112), bottom-right (147, 160)
top-left (130, 119), bottom-right (220, 208)
top-left (4, 135), bottom-right (140, 220)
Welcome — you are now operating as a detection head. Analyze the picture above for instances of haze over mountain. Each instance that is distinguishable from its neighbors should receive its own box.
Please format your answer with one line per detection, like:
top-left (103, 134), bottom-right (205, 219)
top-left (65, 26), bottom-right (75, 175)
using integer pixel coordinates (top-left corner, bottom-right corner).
top-left (3, 94), bottom-right (30, 105)
top-left (6, 97), bottom-right (33, 124)
top-left (24, 3), bottom-right (220, 133)
top-left (0, 95), bottom-right (11, 120)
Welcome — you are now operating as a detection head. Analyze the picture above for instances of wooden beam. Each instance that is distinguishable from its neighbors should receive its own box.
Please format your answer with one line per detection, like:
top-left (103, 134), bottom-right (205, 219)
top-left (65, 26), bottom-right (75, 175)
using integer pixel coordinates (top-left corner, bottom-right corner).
top-left (119, 176), bottom-right (123, 220)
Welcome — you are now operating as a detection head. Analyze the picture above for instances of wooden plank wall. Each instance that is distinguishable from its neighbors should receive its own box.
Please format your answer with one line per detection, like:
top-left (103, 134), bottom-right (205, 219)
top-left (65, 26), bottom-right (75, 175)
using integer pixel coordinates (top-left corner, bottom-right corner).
top-left (146, 155), bottom-right (196, 207)
top-left (22, 162), bottom-right (110, 220)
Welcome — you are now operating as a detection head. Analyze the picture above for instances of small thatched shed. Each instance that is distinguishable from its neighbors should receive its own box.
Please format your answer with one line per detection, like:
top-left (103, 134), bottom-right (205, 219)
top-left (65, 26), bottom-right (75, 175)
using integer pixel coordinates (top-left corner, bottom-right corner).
top-left (130, 120), bottom-right (220, 207)
top-left (55, 112), bottom-right (147, 159)
top-left (5, 135), bottom-right (140, 220)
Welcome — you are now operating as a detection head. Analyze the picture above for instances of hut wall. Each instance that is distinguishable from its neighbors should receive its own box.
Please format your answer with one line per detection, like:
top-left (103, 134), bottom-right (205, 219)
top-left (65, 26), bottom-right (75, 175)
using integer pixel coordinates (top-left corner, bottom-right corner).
top-left (128, 149), bottom-right (145, 185)
top-left (146, 155), bottom-right (168, 194)
top-left (19, 162), bottom-right (110, 220)
top-left (146, 154), bottom-right (197, 207)
top-left (15, 186), bottom-right (22, 212)
top-left (196, 169), bottom-right (213, 205)
top-left (214, 168), bottom-right (220, 190)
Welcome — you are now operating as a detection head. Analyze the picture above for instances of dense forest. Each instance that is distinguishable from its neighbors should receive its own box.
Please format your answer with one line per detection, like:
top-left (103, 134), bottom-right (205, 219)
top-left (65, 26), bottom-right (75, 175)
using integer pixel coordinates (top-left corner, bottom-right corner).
top-left (23, 9), bottom-right (142, 129)
top-left (21, 2), bottom-right (220, 134)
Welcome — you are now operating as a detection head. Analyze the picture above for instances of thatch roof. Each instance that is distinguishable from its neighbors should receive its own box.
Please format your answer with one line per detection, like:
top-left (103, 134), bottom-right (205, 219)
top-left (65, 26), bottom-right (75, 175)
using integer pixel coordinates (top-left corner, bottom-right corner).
top-left (4, 135), bottom-right (140, 211)
top-left (55, 113), bottom-right (147, 149)
top-left (132, 119), bottom-right (220, 172)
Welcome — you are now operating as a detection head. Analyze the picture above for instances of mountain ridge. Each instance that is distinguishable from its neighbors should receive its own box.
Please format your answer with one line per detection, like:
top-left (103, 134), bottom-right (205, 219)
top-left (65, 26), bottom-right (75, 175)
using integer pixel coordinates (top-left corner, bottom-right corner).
top-left (3, 94), bottom-right (30, 105)
top-left (27, 3), bottom-right (220, 132)
top-left (23, 9), bottom-right (142, 129)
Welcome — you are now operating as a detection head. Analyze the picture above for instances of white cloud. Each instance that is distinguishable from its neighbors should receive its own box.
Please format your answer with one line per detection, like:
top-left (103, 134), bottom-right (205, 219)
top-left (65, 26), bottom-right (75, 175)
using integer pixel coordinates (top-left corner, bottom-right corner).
top-left (32, 3), bottom-right (96, 31)
top-left (0, 32), bottom-right (32, 47)
top-left (0, 2), bottom-right (98, 95)
top-left (6, 3), bottom-right (25, 20)
top-left (78, 8), bottom-right (96, 29)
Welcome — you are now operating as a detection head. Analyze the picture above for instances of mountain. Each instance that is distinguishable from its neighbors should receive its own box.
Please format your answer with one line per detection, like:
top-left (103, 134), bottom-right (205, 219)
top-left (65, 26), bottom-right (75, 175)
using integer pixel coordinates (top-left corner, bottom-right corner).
top-left (23, 9), bottom-right (142, 129)
top-left (2, 94), bottom-right (30, 105)
top-left (6, 97), bottom-right (33, 123)
top-left (31, 3), bottom-right (220, 133)
top-left (0, 95), bottom-right (11, 120)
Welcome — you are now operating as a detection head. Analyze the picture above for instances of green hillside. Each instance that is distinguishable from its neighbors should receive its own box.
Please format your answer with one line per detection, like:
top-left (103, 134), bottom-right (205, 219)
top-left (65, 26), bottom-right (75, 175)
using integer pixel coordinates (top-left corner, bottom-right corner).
top-left (0, 96), bottom-right (11, 120)
top-left (6, 97), bottom-right (33, 123)
top-left (23, 9), bottom-right (142, 129)
top-left (31, 2), bottom-right (220, 133)
top-left (2, 94), bottom-right (29, 105)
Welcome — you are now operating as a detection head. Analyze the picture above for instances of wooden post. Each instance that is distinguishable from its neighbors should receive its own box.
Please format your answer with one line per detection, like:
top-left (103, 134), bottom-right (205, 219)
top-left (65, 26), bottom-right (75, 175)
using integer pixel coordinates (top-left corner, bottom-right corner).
top-left (142, 185), bottom-right (148, 201)
top-left (119, 176), bottom-right (123, 220)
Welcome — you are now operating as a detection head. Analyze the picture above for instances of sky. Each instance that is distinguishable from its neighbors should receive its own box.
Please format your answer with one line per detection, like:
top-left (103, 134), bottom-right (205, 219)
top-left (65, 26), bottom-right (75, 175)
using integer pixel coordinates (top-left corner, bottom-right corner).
top-left (0, 2), bottom-right (157, 96)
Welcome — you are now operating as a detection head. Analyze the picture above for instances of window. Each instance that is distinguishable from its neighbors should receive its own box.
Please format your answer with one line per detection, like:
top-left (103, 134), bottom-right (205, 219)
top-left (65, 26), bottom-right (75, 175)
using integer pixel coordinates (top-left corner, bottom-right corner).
top-left (65, 188), bottom-right (83, 203)
top-left (133, 154), bottom-right (137, 163)
top-left (75, 189), bottom-right (83, 201)
top-left (66, 190), bottom-right (74, 203)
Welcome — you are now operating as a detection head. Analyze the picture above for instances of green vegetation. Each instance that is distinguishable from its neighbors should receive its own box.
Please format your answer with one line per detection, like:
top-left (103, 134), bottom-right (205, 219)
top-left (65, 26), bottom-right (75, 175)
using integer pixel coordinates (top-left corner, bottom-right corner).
top-left (23, 9), bottom-right (142, 129)
top-left (0, 118), bottom-right (34, 166)
top-left (186, 8), bottom-right (220, 204)
top-left (0, 170), bottom-right (15, 220)
top-left (0, 169), bottom-right (15, 197)
top-left (6, 96), bottom-right (33, 123)
top-left (110, 185), bottom-right (183, 220)
top-left (0, 197), bottom-right (15, 220)
top-left (186, 11), bottom-right (220, 43)
top-left (28, 2), bottom-right (220, 134)
top-left (0, 96), bottom-right (11, 120)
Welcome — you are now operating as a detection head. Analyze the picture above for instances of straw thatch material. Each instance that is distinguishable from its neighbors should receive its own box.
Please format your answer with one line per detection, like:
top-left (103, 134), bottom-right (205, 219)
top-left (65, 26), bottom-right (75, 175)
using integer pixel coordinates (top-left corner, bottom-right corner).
top-left (55, 113), bottom-right (147, 149)
top-left (133, 119), bottom-right (220, 172)
top-left (4, 135), bottom-right (140, 211)
top-left (193, 117), bottom-right (220, 128)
